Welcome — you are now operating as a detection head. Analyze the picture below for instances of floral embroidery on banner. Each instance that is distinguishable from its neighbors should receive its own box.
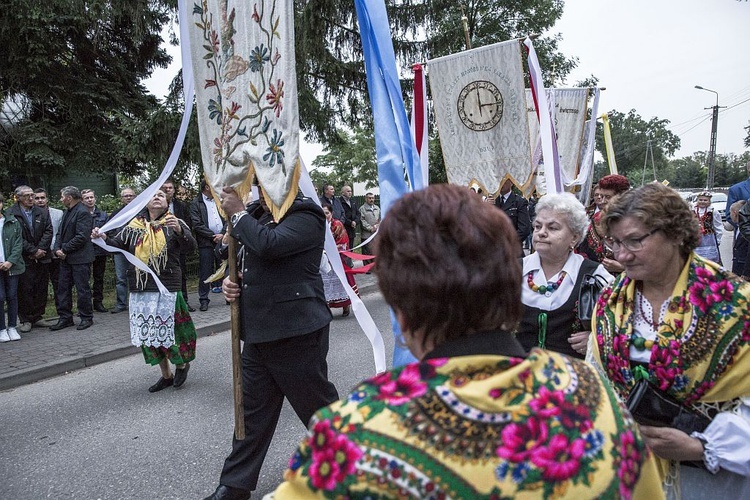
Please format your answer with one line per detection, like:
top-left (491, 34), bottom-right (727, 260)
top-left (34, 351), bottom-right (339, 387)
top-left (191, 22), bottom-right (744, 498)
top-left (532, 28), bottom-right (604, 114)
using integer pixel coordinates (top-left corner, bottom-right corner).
top-left (193, 0), bottom-right (289, 175)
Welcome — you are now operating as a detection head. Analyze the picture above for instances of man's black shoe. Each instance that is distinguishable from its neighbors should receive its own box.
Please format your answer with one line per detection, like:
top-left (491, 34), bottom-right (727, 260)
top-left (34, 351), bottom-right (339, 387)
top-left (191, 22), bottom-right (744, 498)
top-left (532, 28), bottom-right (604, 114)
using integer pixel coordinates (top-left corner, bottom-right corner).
top-left (110, 307), bottom-right (127, 314)
top-left (148, 376), bottom-right (174, 393)
top-left (77, 319), bottom-right (93, 330)
top-left (50, 320), bottom-right (75, 331)
top-left (199, 302), bottom-right (209, 311)
top-left (203, 485), bottom-right (251, 500)
top-left (93, 302), bottom-right (108, 313)
top-left (187, 303), bottom-right (196, 312)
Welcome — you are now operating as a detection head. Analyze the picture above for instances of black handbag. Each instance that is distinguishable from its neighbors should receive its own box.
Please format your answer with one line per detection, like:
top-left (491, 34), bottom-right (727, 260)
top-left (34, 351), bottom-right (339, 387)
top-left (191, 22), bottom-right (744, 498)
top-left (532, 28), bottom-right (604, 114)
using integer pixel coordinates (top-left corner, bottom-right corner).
top-left (626, 379), bottom-right (711, 435)
top-left (577, 273), bottom-right (608, 329)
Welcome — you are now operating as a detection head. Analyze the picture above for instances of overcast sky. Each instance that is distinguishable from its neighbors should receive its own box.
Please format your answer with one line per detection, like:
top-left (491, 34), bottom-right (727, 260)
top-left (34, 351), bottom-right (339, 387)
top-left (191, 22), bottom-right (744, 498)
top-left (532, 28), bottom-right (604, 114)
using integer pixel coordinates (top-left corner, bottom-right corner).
top-left (555, 0), bottom-right (750, 158)
top-left (145, 0), bottom-right (750, 163)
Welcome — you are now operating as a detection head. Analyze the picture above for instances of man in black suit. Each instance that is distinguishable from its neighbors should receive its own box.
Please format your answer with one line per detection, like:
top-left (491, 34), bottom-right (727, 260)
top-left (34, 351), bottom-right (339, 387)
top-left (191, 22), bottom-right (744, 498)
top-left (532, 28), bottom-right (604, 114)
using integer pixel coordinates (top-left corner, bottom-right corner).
top-left (339, 185), bottom-right (359, 247)
top-left (494, 179), bottom-right (531, 257)
top-left (162, 178), bottom-right (196, 312)
top-left (190, 180), bottom-right (225, 311)
top-left (9, 185), bottom-right (53, 332)
top-left (203, 185), bottom-right (339, 500)
top-left (319, 184), bottom-right (345, 224)
top-left (51, 186), bottom-right (94, 331)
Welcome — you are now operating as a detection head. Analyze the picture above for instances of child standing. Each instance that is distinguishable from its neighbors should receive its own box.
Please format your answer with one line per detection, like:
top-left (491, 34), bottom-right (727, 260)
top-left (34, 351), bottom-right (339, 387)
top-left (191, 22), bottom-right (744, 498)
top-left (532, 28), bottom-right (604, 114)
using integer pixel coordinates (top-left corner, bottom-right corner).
top-left (0, 194), bottom-right (25, 342)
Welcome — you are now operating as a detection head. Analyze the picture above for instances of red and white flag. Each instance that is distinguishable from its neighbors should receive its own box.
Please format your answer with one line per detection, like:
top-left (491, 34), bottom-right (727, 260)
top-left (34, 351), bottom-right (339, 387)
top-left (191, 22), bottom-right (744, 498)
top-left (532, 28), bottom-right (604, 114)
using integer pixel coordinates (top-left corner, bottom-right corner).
top-left (410, 63), bottom-right (429, 188)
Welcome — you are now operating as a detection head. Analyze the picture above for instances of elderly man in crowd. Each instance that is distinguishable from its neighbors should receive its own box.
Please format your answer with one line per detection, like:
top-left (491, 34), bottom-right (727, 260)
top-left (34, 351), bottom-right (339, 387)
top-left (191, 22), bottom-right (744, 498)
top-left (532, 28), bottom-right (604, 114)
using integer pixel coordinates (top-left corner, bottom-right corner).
top-left (359, 192), bottom-right (380, 259)
top-left (9, 185), bottom-right (53, 332)
top-left (107, 187), bottom-right (137, 313)
top-left (81, 189), bottom-right (109, 313)
top-left (50, 186), bottom-right (94, 331)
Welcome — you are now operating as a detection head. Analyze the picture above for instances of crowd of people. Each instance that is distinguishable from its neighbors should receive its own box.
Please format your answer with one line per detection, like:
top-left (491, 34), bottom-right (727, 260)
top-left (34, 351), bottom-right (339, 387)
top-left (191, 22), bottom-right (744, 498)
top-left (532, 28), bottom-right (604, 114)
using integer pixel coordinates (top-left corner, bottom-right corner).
top-left (3, 171), bottom-right (749, 497)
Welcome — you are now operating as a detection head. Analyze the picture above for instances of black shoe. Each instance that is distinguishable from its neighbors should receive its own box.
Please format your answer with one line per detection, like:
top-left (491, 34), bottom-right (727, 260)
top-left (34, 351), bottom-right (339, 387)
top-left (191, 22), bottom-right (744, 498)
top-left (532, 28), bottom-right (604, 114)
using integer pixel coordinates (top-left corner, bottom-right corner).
top-left (342, 306), bottom-right (350, 317)
top-left (110, 307), bottom-right (127, 314)
top-left (148, 377), bottom-right (174, 393)
top-left (50, 320), bottom-right (75, 331)
top-left (203, 485), bottom-right (251, 500)
top-left (187, 303), bottom-right (196, 312)
top-left (173, 363), bottom-right (190, 388)
top-left (77, 319), bottom-right (93, 330)
top-left (93, 302), bottom-right (108, 313)
top-left (199, 302), bottom-right (209, 311)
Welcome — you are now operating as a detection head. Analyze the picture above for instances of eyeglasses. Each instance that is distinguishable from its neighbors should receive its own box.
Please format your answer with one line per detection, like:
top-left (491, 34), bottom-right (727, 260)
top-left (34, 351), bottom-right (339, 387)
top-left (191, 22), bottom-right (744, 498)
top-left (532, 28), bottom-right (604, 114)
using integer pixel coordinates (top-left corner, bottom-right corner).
top-left (603, 229), bottom-right (658, 253)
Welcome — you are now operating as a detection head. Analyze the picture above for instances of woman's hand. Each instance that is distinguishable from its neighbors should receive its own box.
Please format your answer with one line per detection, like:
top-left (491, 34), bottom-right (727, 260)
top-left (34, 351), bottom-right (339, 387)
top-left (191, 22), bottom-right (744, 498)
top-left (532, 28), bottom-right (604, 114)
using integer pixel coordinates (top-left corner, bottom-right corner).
top-left (164, 214), bottom-right (183, 234)
top-left (639, 425), bottom-right (704, 462)
top-left (222, 275), bottom-right (241, 303)
top-left (602, 258), bottom-right (624, 274)
top-left (568, 331), bottom-right (590, 356)
top-left (91, 227), bottom-right (107, 240)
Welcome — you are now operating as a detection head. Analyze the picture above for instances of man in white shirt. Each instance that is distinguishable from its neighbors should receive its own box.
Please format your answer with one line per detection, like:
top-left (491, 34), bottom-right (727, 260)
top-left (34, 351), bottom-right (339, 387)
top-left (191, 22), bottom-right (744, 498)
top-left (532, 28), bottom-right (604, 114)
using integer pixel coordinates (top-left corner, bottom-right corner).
top-left (190, 180), bottom-right (225, 311)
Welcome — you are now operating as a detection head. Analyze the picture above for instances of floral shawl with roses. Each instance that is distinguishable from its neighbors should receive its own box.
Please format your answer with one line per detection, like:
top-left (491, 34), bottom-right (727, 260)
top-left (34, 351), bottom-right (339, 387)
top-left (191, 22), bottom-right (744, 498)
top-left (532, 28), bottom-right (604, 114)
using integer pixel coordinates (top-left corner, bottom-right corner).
top-left (269, 350), bottom-right (662, 499)
top-left (591, 253), bottom-right (750, 476)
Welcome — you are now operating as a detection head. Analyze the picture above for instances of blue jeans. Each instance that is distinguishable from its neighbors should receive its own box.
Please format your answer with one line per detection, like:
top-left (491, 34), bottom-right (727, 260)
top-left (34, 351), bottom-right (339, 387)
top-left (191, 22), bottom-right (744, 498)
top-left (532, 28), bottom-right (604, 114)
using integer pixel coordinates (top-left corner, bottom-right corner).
top-left (0, 271), bottom-right (19, 330)
top-left (113, 253), bottom-right (132, 310)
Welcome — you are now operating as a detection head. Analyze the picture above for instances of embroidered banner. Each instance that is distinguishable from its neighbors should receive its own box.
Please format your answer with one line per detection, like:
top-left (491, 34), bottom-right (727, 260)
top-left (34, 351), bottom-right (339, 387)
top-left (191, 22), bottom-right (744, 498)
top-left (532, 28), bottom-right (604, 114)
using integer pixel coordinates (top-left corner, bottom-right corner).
top-left (428, 40), bottom-right (531, 195)
top-left (526, 88), bottom-right (590, 195)
top-left (190, 0), bottom-right (300, 220)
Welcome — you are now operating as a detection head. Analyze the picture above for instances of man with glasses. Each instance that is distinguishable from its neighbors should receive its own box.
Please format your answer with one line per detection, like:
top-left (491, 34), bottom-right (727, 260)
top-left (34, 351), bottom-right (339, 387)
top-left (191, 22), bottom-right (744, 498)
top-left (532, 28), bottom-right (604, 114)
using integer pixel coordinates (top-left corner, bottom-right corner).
top-left (9, 186), bottom-right (53, 332)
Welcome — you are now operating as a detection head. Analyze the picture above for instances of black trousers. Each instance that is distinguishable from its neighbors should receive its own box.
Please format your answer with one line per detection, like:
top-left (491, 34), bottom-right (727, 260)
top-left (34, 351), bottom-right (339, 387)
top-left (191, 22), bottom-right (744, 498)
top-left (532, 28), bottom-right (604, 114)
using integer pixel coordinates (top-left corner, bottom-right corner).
top-left (179, 252), bottom-right (189, 303)
top-left (219, 325), bottom-right (339, 491)
top-left (18, 260), bottom-right (48, 324)
top-left (56, 261), bottom-right (93, 321)
top-left (91, 254), bottom-right (107, 303)
top-left (198, 246), bottom-right (220, 304)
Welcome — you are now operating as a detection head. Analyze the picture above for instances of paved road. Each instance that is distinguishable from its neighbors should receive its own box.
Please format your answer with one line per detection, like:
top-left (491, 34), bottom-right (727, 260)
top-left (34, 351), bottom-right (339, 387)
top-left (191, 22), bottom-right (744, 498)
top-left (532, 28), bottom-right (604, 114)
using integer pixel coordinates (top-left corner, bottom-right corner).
top-left (0, 290), bottom-right (394, 500)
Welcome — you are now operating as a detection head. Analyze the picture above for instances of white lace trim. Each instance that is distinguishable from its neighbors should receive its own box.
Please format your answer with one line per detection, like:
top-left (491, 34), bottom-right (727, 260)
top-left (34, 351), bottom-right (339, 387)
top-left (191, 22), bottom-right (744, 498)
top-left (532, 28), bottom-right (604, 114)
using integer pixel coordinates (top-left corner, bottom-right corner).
top-left (128, 291), bottom-right (177, 348)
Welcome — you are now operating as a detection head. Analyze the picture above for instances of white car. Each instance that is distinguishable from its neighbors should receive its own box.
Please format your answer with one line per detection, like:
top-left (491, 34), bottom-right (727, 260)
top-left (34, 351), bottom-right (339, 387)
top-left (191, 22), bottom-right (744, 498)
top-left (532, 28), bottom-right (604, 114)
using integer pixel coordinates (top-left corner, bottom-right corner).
top-left (710, 192), bottom-right (728, 221)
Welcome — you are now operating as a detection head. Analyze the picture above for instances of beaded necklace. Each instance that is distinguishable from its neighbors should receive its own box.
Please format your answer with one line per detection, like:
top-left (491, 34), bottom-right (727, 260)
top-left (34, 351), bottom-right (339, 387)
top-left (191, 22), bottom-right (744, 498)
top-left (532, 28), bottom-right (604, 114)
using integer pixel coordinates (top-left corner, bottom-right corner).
top-left (527, 270), bottom-right (566, 297)
top-left (632, 292), bottom-right (657, 351)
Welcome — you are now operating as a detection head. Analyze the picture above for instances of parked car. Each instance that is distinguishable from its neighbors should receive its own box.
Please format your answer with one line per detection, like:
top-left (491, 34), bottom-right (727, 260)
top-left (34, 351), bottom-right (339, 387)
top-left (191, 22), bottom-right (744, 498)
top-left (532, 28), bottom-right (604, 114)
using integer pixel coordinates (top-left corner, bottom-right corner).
top-left (710, 192), bottom-right (728, 221)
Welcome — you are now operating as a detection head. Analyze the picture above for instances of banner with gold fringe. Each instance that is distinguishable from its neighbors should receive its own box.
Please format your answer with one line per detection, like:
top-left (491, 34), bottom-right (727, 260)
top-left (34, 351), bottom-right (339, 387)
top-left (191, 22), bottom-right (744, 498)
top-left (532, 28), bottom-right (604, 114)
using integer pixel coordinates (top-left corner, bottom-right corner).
top-left (190, 0), bottom-right (300, 221)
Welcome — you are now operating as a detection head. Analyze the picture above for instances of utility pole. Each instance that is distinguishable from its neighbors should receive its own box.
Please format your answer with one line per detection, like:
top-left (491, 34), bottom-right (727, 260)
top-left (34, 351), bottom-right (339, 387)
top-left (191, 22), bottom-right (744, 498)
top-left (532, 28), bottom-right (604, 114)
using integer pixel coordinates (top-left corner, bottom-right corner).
top-left (460, 5), bottom-right (472, 50)
top-left (694, 85), bottom-right (724, 190)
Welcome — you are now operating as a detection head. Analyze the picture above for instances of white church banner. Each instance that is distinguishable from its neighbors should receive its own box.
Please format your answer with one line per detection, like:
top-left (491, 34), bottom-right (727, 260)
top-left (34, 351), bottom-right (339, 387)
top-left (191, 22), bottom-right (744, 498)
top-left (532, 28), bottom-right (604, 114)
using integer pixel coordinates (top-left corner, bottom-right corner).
top-left (428, 40), bottom-right (531, 194)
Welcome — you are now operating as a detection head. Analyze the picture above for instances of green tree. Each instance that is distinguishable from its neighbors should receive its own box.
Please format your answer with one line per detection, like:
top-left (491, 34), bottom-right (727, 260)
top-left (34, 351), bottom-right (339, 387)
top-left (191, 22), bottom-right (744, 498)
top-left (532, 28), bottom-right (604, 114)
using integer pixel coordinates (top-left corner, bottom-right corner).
top-left (312, 128), bottom-right (377, 189)
top-left (595, 109), bottom-right (681, 185)
top-left (296, 0), bottom-right (577, 145)
top-left (0, 0), bottom-right (174, 181)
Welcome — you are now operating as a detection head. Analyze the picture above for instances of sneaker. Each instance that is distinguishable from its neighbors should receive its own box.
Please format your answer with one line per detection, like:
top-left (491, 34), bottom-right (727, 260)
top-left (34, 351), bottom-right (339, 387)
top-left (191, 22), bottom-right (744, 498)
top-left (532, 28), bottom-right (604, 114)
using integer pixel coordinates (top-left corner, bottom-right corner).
top-left (0, 329), bottom-right (9, 342)
top-left (7, 327), bottom-right (20, 341)
top-left (211, 286), bottom-right (223, 293)
top-left (34, 319), bottom-right (57, 328)
top-left (18, 322), bottom-right (32, 333)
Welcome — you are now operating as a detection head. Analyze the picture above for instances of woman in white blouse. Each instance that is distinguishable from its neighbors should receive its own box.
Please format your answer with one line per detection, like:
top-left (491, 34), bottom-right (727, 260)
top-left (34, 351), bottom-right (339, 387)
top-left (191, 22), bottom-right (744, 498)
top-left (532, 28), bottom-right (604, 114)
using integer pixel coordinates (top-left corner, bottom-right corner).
top-left (517, 193), bottom-right (612, 359)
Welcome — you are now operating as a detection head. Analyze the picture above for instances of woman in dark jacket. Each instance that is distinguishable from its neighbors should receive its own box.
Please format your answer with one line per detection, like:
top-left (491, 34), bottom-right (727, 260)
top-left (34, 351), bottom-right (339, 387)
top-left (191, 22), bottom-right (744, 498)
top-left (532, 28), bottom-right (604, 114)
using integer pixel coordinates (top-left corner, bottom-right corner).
top-left (93, 190), bottom-right (197, 392)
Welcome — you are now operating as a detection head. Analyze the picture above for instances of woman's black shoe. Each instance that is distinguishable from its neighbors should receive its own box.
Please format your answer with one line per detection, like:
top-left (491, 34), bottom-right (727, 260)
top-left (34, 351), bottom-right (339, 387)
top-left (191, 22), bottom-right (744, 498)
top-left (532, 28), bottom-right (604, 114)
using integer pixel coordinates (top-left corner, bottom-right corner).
top-left (148, 377), bottom-right (174, 393)
top-left (173, 364), bottom-right (190, 388)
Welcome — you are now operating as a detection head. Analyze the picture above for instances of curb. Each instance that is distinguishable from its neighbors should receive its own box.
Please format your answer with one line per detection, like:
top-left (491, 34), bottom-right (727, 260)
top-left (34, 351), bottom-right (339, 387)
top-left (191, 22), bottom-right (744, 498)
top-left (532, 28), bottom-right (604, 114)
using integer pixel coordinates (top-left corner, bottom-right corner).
top-left (0, 281), bottom-right (379, 392)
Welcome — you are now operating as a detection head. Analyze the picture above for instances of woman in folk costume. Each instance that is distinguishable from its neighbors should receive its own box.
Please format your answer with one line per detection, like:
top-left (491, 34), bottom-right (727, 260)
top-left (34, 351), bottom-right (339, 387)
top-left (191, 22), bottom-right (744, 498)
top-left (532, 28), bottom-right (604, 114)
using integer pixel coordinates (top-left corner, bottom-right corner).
top-left (577, 174), bottom-right (630, 274)
top-left (268, 185), bottom-right (663, 499)
top-left (518, 193), bottom-right (612, 359)
top-left (92, 190), bottom-right (197, 393)
top-left (320, 203), bottom-right (357, 317)
top-left (590, 183), bottom-right (750, 497)
top-left (692, 190), bottom-right (723, 264)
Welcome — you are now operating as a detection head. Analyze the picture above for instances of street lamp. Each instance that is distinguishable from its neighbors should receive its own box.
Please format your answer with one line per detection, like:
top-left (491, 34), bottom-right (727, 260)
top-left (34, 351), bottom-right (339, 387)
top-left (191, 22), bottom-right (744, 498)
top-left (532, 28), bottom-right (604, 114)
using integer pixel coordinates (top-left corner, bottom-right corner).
top-left (695, 85), bottom-right (719, 190)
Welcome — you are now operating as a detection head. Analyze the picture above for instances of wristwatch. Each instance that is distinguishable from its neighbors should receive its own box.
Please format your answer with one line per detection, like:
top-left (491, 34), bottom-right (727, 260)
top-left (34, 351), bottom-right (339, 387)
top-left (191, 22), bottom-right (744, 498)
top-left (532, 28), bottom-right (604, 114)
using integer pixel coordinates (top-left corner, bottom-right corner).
top-left (230, 211), bottom-right (247, 226)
